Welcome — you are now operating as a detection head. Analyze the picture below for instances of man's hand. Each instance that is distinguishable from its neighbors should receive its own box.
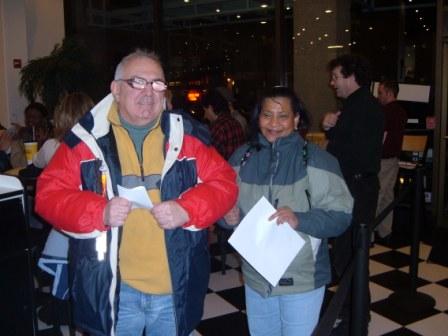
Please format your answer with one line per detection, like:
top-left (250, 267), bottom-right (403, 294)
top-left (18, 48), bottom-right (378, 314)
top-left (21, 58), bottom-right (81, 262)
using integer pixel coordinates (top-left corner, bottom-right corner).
top-left (151, 201), bottom-right (189, 230)
top-left (268, 207), bottom-right (299, 230)
top-left (103, 197), bottom-right (132, 227)
top-left (322, 111), bottom-right (341, 131)
top-left (223, 205), bottom-right (240, 226)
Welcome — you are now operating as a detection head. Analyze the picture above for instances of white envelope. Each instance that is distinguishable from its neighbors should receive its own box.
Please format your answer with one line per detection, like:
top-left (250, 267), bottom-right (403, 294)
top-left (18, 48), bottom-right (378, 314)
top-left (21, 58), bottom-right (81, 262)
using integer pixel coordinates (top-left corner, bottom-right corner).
top-left (117, 185), bottom-right (153, 209)
top-left (228, 196), bottom-right (305, 286)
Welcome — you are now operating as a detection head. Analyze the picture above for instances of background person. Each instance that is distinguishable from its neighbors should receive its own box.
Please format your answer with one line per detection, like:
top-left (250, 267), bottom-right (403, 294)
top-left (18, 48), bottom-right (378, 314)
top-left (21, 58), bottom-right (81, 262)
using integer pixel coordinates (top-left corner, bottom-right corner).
top-left (36, 91), bottom-right (95, 301)
top-left (6, 102), bottom-right (51, 168)
top-left (202, 88), bottom-right (246, 160)
top-left (33, 92), bottom-right (94, 168)
top-left (224, 86), bottom-right (353, 336)
top-left (36, 49), bottom-right (238, 336)
top-left (375, 80), bottom-right (407, 240)
top-left (322, 54), bottom-right (384, 332)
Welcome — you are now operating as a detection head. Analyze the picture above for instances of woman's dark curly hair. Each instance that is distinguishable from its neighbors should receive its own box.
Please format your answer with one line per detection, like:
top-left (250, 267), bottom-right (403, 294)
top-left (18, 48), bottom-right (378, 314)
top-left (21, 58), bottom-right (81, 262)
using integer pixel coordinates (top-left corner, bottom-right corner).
top-left (249, 86), bottom-right (310, 141)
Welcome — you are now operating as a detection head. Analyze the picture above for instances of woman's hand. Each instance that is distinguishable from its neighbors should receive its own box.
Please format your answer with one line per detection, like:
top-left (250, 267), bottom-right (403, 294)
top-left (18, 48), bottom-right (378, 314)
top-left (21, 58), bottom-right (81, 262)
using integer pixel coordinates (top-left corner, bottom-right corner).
top-left (269, 207), bottom-right (299, 229)
top-left (224, 205), bottom-right (240, 226)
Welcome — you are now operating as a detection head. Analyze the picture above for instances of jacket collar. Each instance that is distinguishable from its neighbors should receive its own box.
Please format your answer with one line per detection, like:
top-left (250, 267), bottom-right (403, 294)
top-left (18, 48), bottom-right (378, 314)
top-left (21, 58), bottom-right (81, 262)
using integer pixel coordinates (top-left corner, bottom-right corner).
top-left (257, 132), bottom-right (304, 150)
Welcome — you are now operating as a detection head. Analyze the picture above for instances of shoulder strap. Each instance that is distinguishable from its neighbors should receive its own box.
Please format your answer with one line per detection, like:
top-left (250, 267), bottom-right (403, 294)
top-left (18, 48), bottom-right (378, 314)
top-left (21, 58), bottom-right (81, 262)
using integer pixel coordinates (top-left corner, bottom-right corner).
top-left (240, 142), bottom-right (260, 167)
top-left (302, 140), bottom-right (312, 208)
top-left (302, 140), bottom-right (309, 167)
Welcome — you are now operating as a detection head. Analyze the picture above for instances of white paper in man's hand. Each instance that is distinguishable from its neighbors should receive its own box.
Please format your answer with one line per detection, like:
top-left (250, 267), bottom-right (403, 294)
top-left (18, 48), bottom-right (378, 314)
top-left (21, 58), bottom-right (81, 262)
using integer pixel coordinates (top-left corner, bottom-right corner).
top-left (117, 185), bottom-right (153, 209)
top-left (228, 196), bottom-right (305, 286)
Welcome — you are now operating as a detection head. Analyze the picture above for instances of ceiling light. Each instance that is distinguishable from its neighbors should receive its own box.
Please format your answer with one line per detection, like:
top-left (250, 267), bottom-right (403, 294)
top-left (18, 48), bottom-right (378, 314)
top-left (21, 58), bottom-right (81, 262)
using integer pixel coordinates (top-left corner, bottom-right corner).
top-left (261, 4), bottom-right (268, 8)
top-left (325, 9), bottom-right (332, 14)
top-left (315, 17), bottom-right (320, 21)
top-left (260, 21), bottom-right (267, 24)
top-left (286, 6), bottom-right (291, 10)
top-left (216, 8), bottom-right (220, 13)
top-left (184, 0), bottom-right (190, 3)
top-left (324, 33), bottom-right (329, 37)
top-left (345, 29), bottom-right (350, 32)
top-left (328, 45), bottom-right (344, 49)
top-left (236, 14), bottom-right (241, 19)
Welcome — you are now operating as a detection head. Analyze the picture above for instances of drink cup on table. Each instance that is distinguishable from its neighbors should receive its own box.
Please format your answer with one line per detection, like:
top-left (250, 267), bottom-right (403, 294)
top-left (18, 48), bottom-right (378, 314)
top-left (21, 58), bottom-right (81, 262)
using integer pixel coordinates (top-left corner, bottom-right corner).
top-left (24, 141), bottom-right (38, 165)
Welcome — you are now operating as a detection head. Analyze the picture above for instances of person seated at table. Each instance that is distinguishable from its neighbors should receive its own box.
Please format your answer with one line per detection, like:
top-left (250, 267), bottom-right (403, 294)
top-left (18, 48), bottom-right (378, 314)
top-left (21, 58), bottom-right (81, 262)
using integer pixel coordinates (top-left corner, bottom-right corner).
top-left (224, 86), bottom-right (353, 336)
top-left (0, 125), bottom-right (13, 172)
top-left (4, 102), bottom-right (51, 169)
top-left (33, 92), bottom-right (94, 168)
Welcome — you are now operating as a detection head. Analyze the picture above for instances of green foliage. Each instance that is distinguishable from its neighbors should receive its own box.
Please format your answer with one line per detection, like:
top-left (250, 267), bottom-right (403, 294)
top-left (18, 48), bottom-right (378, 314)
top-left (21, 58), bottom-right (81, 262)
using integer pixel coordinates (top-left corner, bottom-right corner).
top-left (19, 37), bottom-right (95, 114)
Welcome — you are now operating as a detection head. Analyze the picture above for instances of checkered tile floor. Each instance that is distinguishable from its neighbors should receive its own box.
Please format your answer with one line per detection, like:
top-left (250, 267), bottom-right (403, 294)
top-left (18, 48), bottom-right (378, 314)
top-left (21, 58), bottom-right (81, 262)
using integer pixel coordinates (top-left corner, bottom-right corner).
top-left (37, 223), bottom-right (448, 336)
top-left (196, 231), bottom-right (448, 336)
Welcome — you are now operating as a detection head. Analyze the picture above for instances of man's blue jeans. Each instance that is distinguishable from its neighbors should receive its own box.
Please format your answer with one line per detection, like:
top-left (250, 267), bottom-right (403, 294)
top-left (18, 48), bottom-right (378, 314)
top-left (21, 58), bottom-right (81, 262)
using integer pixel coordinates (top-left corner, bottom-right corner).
top-left (245, 285), bottom-right (325, 336)
top-left (115, 282), bottom-right (176, 336)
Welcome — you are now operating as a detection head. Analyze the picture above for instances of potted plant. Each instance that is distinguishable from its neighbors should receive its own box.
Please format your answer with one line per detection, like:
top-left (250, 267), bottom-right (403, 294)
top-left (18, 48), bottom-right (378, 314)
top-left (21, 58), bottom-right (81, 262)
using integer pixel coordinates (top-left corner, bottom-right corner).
top-left (19, 37), bottom-right (95, 114)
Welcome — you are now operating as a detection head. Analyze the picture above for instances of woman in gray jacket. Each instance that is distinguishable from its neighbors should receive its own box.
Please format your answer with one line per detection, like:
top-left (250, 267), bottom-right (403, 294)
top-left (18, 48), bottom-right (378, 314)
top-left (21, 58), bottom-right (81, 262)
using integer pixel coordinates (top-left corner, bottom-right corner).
top-left (224, 86), bottom-right (353, 336)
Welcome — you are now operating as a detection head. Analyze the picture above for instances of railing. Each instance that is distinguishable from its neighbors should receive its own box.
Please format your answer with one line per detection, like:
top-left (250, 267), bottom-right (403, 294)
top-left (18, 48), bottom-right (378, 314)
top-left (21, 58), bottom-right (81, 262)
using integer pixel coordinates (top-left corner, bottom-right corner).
top-left (312, 165), bottom-right (434, 336)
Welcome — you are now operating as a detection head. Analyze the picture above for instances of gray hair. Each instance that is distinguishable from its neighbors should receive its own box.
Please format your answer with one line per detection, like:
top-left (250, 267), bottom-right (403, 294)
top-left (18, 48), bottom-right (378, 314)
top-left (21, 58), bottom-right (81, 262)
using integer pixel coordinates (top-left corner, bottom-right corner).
top-left (114, 49), bottom-right (163, 80)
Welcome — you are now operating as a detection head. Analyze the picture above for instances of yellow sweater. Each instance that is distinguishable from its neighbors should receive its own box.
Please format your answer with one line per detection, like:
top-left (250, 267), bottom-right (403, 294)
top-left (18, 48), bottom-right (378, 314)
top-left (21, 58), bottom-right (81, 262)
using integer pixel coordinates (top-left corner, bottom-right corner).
top-left (109, 106), bottom-right (171, 294)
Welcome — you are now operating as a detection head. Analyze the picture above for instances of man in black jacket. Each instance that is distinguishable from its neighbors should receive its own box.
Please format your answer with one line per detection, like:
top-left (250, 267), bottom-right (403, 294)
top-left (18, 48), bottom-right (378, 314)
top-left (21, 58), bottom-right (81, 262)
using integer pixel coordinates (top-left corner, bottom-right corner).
top-left (322, 54), bottom-right (384, 334)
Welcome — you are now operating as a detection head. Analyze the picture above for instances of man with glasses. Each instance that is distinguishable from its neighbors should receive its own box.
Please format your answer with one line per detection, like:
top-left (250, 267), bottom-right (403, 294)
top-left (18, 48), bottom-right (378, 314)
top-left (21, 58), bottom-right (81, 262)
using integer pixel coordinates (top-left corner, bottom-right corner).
top-left (36, 49), bottom-right (238, 336)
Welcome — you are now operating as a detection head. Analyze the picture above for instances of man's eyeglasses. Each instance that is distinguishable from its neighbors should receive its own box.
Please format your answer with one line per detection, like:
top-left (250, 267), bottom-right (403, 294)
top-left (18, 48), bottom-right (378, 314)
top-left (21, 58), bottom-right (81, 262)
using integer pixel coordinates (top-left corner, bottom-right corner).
top-left (117, 76), bottom-right (167, 92)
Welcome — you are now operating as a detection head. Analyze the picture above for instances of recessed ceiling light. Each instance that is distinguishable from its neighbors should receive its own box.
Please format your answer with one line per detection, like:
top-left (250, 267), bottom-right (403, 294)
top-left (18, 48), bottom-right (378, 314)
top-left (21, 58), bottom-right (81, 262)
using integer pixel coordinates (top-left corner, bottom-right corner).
top-left (260, 21), bottom-right (267, 24)
top-left (261, 4), bottom-right (268, 8)
top-left (286, 6), bottom-right (291, 10)
top-left (184, 0), bottom-right (190, 3)
top-left (216, 8), bottom-right (220, 13)
top-left (325, 9), bottom-right (332, 14)
top-left (236, 14), bottom-right (241, 19)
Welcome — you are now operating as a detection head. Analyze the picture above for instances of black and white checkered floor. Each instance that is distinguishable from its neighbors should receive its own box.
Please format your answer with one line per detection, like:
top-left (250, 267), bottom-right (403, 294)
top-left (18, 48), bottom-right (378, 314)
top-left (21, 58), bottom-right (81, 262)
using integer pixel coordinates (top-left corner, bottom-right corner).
top-left (37, 224), bottom-right (448, 336)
